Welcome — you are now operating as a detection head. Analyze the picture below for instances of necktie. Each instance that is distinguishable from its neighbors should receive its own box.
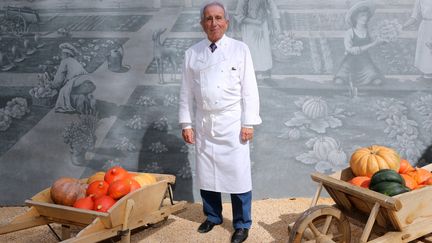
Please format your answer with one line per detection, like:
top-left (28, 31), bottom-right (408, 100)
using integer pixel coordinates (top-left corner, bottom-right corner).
top-left (209, 42), bottom-right (217, 53)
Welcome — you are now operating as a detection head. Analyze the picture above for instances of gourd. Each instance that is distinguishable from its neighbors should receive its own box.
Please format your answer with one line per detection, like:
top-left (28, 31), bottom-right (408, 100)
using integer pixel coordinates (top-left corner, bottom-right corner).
top-left (86, 180), bottom-right (109, 199)
top-left (104, 166), bottom-right (128, 184)
top-left (93, 195), bottom-right (116, 212)
top-left (132, 173), bottom-right (157, 187)
top-left (73, 196), bottom-right (94, 210)
top-left (348, 176), bottom-right (370, 188)
top-left (108, 179), bottom-right (131, 199)
top-left (369, 169), bottom-right (409, 196)
top-left (50, 177), bottom-right (87, 206)
top-left (87, 171), bottom-right (105, 184)
top-left (398, 159), bottom-right (415, 174)
top-left (350, 145), bottom-right (400, 177)
top-left (406, 168), bottom-right (432, 185)
top-left (400, 174), bottom-right (417, 190)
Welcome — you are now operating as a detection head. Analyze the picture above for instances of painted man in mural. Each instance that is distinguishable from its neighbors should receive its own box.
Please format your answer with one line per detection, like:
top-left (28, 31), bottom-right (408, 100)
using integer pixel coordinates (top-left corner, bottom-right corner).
top-left (403, 0), bottom-right (432, 81)
top-left (334, 0), bottom-right (385, 86)
top-left (52, 43), bottom-right (96, 114)
top-left (234, 0), bottom-right (281, 79)
top-left (179, 2), bottom-right (261, 243)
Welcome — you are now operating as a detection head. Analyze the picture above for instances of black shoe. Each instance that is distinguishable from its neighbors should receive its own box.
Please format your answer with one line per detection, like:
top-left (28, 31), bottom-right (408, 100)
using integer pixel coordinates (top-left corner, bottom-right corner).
top-left (197, 220), bottom-right (218, 233)
top-left (231, 228), bottom-right (249, 243)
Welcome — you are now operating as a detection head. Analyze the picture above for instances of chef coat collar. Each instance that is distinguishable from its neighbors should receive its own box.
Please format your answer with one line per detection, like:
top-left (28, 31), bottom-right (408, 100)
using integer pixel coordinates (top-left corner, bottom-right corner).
top-left (205, 34), bottom-right (228, 51)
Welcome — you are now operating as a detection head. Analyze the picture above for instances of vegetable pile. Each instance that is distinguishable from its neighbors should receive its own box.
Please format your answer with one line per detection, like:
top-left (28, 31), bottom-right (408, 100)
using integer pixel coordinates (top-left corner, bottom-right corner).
top-left (50, 166), bottom-right (157, 212)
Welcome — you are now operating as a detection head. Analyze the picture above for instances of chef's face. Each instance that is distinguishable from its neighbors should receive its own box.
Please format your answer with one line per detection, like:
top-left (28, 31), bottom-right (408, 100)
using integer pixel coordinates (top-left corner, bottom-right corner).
top-left (201, 5), bottom-right (229, 43)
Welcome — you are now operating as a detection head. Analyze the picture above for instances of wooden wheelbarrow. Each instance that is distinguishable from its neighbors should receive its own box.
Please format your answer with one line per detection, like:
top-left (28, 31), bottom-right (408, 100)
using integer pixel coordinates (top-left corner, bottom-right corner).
top-left (288, 164), bottom-right (432, 242)
top-left (0, 173), bottom-right (186, 242)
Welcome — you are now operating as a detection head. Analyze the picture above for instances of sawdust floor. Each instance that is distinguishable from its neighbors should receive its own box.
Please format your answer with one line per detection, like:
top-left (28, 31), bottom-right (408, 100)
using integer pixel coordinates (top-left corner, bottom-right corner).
top-left (0, 197), bottom-right (417, 242)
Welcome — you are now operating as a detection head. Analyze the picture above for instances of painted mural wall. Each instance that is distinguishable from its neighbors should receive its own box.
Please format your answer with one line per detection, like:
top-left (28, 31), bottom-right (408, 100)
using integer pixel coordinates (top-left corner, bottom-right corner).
top-left (0, 0), bottom-right (431, 205)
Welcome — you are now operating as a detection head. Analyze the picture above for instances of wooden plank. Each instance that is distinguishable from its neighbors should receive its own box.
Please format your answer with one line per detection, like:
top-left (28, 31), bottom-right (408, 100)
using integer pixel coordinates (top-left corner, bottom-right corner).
top-left (108, 181), bottom-right (168, 227)
top-left (25, 200), bottom-right (107, 226)
top-left (310, 183), bottom-right (323, 207)
top-left (325, 187), bottom-right (352, 211)
top-left (0, 207), bottom-right (48, 235)
top-left (311, 172), bottom-right (402, 211)
top-left (392, 185), bottom-right (432, 230)
top-left (360, 202), bottom-right (380, 243)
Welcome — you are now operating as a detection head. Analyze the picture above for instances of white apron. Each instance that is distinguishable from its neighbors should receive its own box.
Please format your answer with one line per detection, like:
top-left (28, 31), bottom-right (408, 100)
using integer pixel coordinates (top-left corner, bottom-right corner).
top-left (193, 44), bottom-right (252, 194)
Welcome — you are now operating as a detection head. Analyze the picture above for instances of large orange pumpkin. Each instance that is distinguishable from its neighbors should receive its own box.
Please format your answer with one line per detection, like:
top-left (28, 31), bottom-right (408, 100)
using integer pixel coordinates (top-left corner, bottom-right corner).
top-left (349, 145), bottom-right (400, 177)
top-left (50, 177), bottom-right (87, 206)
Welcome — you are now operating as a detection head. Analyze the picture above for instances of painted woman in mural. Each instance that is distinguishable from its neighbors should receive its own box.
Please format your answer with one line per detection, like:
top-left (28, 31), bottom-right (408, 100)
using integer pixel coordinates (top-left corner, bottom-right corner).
top-left (334, 0), bottom-right (385, 86)
top-left (52, 43), bottom-right (96, 114)
top-left (234, 0), bottom-right (281, 79)
top-left (402, 0), bottom-right (432, 81)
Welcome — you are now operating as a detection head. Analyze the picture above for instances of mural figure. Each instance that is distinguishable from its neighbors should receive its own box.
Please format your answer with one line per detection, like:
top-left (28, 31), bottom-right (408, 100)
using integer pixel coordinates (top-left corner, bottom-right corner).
top-left (52, 43), bottom-right (96, 114)
top-left (333, 0), bottom-right (385, 87)
top-left (234, 0), bottom-right (281, 79)
top-left (152, 28), bottom-right (178, 84)
top-left (402, 0), bottom-right (432, 81)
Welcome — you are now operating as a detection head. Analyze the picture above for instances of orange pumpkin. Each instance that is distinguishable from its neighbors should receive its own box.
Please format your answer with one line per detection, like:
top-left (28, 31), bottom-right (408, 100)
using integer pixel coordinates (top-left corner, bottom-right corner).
top-left (50, 177), bottom-right (87, 206)
top-left (348, 176), bottom-right (370, 188)
top-left (400, 174), bottom-right (418, 190)
top-left (349, 145), bottom-right (400, 177)
top-left (93, 195), bottom-right (116, 212)
top-left (407, 168), bottom-right (432, 185)
top-left (73, 196), bottom-right (94, 210)
top-left (399, 159), bottom-right (415, 174)
top-left (132, 173), bottom-right (157, 187)
top-left (425, 177), bottom-right (432, 185)
top-left (127, 178), bottom-right (141, 192)
top-left (87, 171), bottom-right (105, 184)
top-left (104, 166), bottom-right (128, 184)
top-left (86, 180), bottom-right (109, 199)
top-left (108, 178), bottom-right (131, 199)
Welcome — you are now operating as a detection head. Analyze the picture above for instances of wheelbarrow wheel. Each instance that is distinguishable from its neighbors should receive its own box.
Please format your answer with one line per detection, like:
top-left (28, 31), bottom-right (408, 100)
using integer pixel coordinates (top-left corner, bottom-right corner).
top-left (289, 205), bottom-right (351, 243)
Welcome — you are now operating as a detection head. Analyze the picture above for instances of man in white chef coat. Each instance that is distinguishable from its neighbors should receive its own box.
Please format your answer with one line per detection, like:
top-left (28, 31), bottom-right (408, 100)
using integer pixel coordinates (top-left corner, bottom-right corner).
top-left (178, 1), bottom-right (261, 243)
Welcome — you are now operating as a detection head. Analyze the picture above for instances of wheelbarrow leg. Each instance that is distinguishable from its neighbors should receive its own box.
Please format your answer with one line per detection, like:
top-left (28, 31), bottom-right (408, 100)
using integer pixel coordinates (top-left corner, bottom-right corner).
top-left (310, 182), bottom-right (323, 207)
top-left (120, 199), bottom-right (135, 243)
top-left (360, 202), bottom-right (380, 243)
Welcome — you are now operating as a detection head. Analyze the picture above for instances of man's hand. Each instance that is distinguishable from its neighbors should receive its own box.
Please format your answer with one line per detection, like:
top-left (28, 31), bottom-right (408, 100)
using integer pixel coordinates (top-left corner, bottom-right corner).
top-left (182, 128), bottom-right (195, 144)
top-left (241, 127), bottom-right (254, 143)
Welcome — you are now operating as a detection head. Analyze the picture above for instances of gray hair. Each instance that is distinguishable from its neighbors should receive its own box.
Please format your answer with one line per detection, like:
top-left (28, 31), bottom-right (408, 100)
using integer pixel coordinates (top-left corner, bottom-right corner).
top-left (200, 1), bottom-right (229, 21)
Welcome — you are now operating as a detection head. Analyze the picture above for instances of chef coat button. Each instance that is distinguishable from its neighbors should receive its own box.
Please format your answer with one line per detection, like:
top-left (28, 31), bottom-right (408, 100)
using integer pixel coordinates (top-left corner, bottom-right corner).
top-left (217, 85), bottom-right (220, 88)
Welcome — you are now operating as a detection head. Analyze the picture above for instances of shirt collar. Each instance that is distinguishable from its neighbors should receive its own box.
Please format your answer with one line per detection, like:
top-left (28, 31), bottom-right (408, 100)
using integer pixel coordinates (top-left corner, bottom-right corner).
top-left (205, 34), bottom-right (226, 48)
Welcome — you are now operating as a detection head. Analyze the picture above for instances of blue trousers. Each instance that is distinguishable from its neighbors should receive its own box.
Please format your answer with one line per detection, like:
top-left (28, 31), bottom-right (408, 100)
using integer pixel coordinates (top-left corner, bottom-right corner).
top-left (200, 189), bottom-right (252, 229)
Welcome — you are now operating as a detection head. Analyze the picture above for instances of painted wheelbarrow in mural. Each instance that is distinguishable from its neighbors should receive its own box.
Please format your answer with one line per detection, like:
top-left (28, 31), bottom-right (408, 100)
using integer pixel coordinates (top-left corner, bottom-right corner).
top-left (288, 163), bottom-right (432, 242)
top-left (0, 173), bottom-right (186, 242)
top-left (2, 6), bottom-right (40, 34)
